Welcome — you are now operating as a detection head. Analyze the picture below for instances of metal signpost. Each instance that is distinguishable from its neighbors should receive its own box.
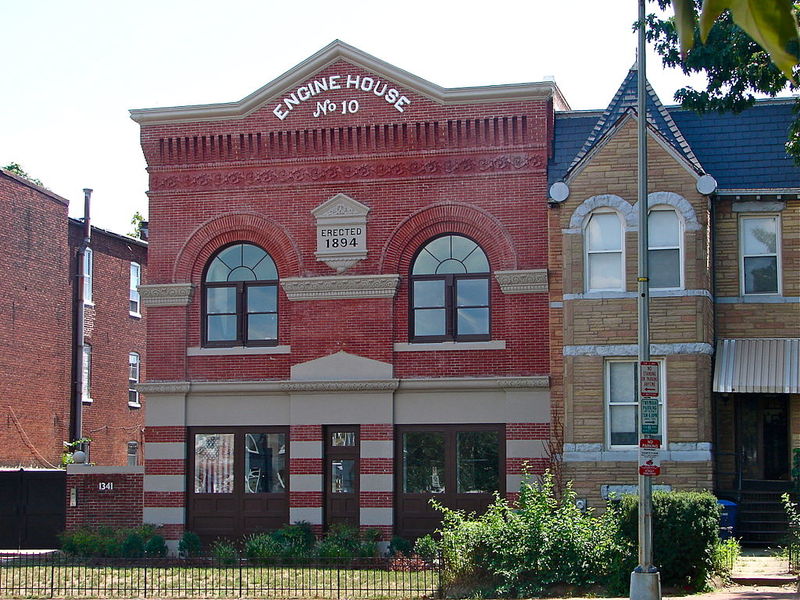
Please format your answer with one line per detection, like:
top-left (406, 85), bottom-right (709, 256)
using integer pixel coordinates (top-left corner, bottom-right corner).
top-left (630, 1), bottom-right (661, 599)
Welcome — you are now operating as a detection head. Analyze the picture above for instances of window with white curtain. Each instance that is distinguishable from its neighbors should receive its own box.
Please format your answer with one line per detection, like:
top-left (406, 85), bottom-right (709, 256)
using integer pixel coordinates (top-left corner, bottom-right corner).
top-left (648, 208), bottom-right (682, 289)
top-left (128, 352), bottom-right (140, 407)
top-left (83, 248), bottom-right (93, 304)
top-left (740, 215), bottom-right (780, 294)
top-left (129, 262), bottom-right (141, 315)
top-left (81, 344), bottom-right (92, 403)
top-left (585, 211), bottom-right (624, 291)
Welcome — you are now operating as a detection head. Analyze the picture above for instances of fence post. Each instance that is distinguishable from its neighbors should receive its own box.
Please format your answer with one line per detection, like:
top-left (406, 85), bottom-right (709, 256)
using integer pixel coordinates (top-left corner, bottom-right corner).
top-left (144, 557), bottom-right (148, 598)
top-left (239, 557), bottom-right (243, 598)
top-left (437, 550), bottom-right (444, 599)
top-left (49, 556), bottom-right (55, 598)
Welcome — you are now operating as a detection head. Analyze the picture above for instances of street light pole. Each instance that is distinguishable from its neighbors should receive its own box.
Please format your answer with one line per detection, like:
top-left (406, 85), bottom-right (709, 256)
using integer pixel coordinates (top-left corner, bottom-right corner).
top-left (630, 1), bottom-right (661, 599)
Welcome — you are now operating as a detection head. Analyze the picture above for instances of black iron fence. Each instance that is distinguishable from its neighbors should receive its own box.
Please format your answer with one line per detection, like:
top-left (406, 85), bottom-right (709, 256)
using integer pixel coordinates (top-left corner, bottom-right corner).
top-left (789, 530), bottom-right (799, 573)
top-left (0, 553), bottom-right (441, 598)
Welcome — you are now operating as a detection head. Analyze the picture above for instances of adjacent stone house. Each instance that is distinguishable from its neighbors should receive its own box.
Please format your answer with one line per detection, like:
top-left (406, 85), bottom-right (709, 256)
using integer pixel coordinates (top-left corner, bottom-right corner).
top-left (548, 66), bottom-right (799, 543)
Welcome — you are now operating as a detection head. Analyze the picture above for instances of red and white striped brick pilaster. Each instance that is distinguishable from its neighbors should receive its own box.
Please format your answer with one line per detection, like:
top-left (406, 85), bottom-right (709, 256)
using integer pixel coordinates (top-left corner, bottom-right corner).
top-left (289, 424), bottom-right (323, 530)
top-left (143, 425), bottom-right (187, 548)
top-left (505, 422), bottom-right (550, 504)
top-left (359, 423), bottom-right (393, 540)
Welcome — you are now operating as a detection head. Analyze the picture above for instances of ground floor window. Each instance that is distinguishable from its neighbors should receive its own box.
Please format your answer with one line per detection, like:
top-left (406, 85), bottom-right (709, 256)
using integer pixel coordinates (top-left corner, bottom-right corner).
top-left (396, 424), bottom-right (504, 539)
top-left (604, 359), bottom-right (665, 449)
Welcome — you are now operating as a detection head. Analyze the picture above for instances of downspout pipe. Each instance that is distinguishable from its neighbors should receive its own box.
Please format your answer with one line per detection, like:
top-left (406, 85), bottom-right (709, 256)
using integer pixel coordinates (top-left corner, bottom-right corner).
top-left (72, 188), bottom-right (92, 445)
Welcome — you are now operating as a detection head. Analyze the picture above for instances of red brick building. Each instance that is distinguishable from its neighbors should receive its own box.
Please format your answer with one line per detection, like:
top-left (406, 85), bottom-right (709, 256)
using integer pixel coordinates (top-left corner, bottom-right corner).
top-left (0, 168), bottom-right (148, 469)
top-left (132, 41), bottom-right (563, 547)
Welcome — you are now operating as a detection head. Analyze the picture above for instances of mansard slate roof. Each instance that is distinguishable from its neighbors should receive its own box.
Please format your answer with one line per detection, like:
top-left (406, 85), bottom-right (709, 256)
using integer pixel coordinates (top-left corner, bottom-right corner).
top-left (670, 100), bottom-right (799, 191)
top-left (548, 66), bottom-right (800, 193)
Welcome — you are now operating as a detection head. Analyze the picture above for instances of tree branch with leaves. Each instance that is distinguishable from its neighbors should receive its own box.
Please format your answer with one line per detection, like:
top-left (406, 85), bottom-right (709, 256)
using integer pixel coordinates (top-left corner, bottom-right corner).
top-left (648, 0), bottom-right (800, 162)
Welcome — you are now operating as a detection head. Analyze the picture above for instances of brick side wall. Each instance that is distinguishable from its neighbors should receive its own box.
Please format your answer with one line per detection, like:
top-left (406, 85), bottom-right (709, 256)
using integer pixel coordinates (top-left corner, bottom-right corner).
top-left (0, 173), bottom-right (71, 468)
top-left (69, 224), bottom-right (147, 466)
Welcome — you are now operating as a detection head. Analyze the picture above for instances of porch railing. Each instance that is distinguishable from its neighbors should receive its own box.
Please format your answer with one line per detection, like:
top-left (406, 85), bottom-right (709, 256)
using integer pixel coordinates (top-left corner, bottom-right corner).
top-left (0, 553), bottom-right (442, 599)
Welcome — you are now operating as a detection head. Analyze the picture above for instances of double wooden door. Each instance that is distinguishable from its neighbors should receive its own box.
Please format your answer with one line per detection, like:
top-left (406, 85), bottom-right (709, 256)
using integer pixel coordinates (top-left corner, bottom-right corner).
top-left (188, 427), bottom-right (288, 543)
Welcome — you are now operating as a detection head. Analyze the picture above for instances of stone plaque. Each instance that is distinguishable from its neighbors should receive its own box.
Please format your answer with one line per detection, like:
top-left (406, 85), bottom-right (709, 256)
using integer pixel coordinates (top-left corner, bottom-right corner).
top-left (312, 193), bottom-right (370, 273)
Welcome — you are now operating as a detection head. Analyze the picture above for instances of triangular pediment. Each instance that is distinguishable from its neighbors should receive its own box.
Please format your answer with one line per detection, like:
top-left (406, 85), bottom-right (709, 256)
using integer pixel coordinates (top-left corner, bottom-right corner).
top-left (130, 40), bottom-right (567, 124)
top-left (290, 351), bottom-right (392, 381)
top-left (564, 108), bottom-right (705, 184)
top-left (561, 65), bottom-right (703, 182)
top-left (312, 193), bottom-right (370, 220)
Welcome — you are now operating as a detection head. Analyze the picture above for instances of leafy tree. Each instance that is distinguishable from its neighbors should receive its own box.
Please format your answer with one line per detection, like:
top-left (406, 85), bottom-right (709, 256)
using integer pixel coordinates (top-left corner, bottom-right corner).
top-left (3, 162), bottom-right (45, 187)
top-left (648, 1), bottom-right (800, 163)
top-left (130, 210), bottom-right (147, 239)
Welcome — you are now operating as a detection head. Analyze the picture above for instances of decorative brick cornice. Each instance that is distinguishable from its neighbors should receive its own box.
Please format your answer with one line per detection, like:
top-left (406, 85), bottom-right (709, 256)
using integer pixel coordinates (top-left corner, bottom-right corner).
top-left (148, 153), bottom-right (541, 192)
top-left (139, 283), bottom-right (195, 307)
top-left (398, 376), bottom-right (549, 390)
top-left (280, 380), bottom-right (400, 392)
top-left (494, 269), bottom-right (548, 294)
top-left (281, 274), bottom-right (400, 301)
top-left (498, 376), bottom-right (550, 389)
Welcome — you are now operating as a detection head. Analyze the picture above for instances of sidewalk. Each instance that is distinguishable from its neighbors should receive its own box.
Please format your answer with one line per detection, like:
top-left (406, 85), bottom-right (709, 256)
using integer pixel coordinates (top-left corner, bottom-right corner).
top-left (689, 582), bottom-right (798, 599)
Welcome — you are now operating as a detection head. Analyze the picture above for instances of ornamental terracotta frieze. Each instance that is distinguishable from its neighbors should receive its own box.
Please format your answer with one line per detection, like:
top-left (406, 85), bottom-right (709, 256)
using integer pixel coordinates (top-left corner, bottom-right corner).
top-left (281, 274), bottom-right (401, 300)
top-left (494, 269), bottom-right (548, 294)
top-left (280, 380), bottom-right (400, 392)
top-left (140, 283), bottom-right (195, 307)
top-left (149, 153), bottom-right (543, 192)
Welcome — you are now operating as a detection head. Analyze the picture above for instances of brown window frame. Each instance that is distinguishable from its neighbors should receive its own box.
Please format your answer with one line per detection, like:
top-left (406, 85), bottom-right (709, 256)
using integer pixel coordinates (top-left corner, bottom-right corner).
top-left (201, 243), bottom-right (279, 348)
top-left (187, 426), bottom-right (289, 543)
top-left (394, 423), bottom-right (505, 538)
top-left (408, 235), bottom-right (491, 343)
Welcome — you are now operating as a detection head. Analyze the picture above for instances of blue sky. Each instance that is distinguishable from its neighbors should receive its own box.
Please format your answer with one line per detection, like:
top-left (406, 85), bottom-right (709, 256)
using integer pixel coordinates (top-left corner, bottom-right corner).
top-left (2, 1), bottom-right (711, 234)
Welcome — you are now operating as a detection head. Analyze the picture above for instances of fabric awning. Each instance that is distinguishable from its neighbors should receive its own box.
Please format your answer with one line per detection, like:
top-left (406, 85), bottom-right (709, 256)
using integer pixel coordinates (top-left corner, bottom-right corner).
top-left (713, 338), bottom-right (800, 394)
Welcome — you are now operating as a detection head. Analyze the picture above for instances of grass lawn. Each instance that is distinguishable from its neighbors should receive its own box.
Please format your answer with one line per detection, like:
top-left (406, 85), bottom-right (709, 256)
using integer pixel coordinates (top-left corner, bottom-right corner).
top-left (0, 561), bottom-right (440, 599)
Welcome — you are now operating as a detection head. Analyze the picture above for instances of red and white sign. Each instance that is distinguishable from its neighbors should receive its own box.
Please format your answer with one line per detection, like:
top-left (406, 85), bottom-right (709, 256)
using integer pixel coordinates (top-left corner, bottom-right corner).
top-left (638, 438), bottom-right (661, 476)
top-left (639, 361), bottom-right (660, 397)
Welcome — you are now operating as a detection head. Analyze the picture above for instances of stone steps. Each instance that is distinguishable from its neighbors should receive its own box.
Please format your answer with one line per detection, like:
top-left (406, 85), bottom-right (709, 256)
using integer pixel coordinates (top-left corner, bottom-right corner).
top-left (730, 553), bottom-right (797, 587)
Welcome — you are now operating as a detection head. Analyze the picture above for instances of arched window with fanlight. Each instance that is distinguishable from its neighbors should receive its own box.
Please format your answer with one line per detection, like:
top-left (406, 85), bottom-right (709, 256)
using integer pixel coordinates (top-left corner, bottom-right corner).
top-left (410, 234), bottom-right (491, 342)
top-left (202, 243), bottom-right (279, 347)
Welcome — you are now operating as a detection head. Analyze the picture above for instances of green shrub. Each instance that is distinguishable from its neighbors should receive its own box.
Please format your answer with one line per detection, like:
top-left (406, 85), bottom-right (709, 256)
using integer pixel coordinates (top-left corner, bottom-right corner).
top-left (436, 471), bottom-right (626, 597)
top-left (120, 533), bottom-right (145, 558)
top-left (413, 534), bottom-right (438, 562)
top-left (712, 537), bottom-right (741, 577)
top-left (210, 539), bottom-right (238, 565)
top-left (244, 532), bottom-right (283, 562)
top-left (317, 523), bottom-right (360, 558)
top-left (59, 528), bottom-right (104, 556)
top-left (144, 534), bottom-right (168, 557)
top-left (273, 521), bottom-right (316, 557)
top-left (389, 535), bottom-right (412, 557)
top-left (783, 492), bottom-right (800, 567)
top-left (178, 531), bottom-right (203, 557)
top-left (615, 490), bottom-right (721, 591)
top-left (60, 524), bottom-right (165, 558)
top-left (315, 523), bottom-right (378, 559)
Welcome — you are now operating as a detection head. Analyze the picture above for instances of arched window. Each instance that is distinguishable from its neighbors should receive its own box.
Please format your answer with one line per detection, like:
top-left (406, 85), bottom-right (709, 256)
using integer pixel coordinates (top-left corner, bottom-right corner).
top-left (648, 207), bottom-right (683, 289)
top-left (203, 243), bottom-right (278, 347)
top-left (584, 210), bottom-right (624, 292)
top-left (410, 234), bottom-right (490, 342)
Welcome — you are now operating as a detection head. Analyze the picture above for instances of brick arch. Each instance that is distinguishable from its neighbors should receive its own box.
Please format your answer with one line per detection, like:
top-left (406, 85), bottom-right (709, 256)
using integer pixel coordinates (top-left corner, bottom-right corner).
top-left (173, 212), bottom-right (302, 283)
top-left (379, 202), bottom-right (517, 274)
